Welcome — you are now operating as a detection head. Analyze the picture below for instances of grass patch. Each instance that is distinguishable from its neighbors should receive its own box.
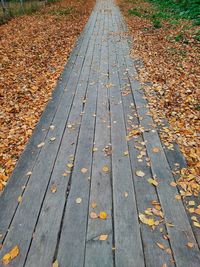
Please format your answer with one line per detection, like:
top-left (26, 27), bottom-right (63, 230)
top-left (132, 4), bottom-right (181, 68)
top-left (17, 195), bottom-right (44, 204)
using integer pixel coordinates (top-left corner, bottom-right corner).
top-left (149, 0), bottom-right (200, 22)
top-left (50, 6), bottom-right (75, 15)
top-left (152, 18), bottom-right (162, 28)
top-left (127, 0), bottom-right (200, 26)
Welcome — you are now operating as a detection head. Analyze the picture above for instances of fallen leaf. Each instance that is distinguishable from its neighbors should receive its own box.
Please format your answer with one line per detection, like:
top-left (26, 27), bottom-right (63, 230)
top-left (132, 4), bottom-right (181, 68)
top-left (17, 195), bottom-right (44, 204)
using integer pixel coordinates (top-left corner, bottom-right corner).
top-left (124, 191), bottom-right (128, 197)
top-left (90, 212), bottom-right (98, 219)
top-left (175, 194), bottom-right (181, 200)
top-left (102, 165), bottom-right (109, 173)
top-left (50, 137), bottom-right (56, 141)
top-left (52, 259), bottom-right (59, 267)
top-left (188, 201), bottom-right (195, 206)
top-left (156, 242), bottom-right (165, 250)
top-left (76, 198), bottom-right (82, 204)
top-left (170, 181), bottom-right (176, 187)
top-left (81, 168), bottom-right (88, 174)
top-left (99, 211), bottom-right (107, 220)
top-left (50, 125), bottom-right (55, 130)
top-left (18, 196), bottom-right (22, 203)
top-left (193, 221), bottom-right (200, 228)
top-left (148, 178), bottom-right (158, 186)
top-left (187, 242), bottom-right (194, 248)
top-left (2, 246), bottom-right (19, 265)
top-left (139, 213), bottom-right (155, 226)
top-left (136, 170), bottom-right (145, 177)
top-left (51, 184), bottom-right (57, 193)
top-left (195, 209), bottom-right (200, 215)
top-left (37, 142), bottom-right (45, 148)
top-left (123, 151), bottom-right (129, 156)
top-left (152, 147), bottom-right (160, 153)
top-left (67, 163), bottom-right (73, 169)
top-left (99, 234), bottom-right (108, 241)
top-left (91, 202), bottom-right (97, 209)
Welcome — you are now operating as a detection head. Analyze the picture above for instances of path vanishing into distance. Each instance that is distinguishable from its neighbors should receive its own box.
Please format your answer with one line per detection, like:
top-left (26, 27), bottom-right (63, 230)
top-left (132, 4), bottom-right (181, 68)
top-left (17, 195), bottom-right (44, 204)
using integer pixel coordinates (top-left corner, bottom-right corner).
top-left (0, 0), bottom-right (200, 266)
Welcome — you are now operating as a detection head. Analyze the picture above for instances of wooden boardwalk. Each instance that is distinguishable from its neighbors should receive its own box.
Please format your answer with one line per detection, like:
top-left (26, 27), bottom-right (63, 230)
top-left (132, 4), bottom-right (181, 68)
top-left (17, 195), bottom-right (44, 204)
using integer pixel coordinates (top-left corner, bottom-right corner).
top-left (0, 0), bottom-right (200, 266)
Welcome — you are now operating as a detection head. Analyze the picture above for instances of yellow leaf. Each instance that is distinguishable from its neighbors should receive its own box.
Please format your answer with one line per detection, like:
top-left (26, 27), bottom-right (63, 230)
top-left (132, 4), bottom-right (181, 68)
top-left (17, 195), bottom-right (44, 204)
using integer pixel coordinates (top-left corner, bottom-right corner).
top-left (139, 213), bottom-right (155, 226)
top-left (99, 211), bottom-right (107, 220)
top-left (193, 221), bottom-right (200, 228)
top-left (2, 246), bottom-right (19, 265)
top-left (50, 137), bottom-right (56, 141)
top-left (195, 209), bottom-right (200, 215)
top-left (136, 170), bottom-right (145, 177)
top-left (76, 198), bottom-right (82, 204)
top-left (187, 242), bottom-right (194, 248)
top-left (148, 178), bottom-right (158, 186)
top-left (50, 184), bottom-right (57, 193)
top-left (102, 165), bottom-right (109, 173)
top-left (188, 208), bottom-right (194, 213)
top-left (91, 202), bottom-right (97, 209)
top-left (52, 259), bottom-right (59, 267)
top-left (123, 151), bottom-right (129, 156)
top-left (17, 196), bottom-right (22, 203)
top-left (175, 194), bottom-right (181, 200)
top-left (67, 163), bottom-right (73, 169)
top-left (99, 234), bottom-right (108, 241)
top-left (191, 216), bottom-right (198, 222)
top-left (188, 201), bottom-right (195, 206)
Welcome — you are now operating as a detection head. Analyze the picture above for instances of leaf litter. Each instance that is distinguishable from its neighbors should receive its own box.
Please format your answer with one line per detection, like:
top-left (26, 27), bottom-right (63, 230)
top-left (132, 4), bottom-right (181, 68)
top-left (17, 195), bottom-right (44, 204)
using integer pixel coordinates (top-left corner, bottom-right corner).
top-left (0, 0), bottom-right (95, 191)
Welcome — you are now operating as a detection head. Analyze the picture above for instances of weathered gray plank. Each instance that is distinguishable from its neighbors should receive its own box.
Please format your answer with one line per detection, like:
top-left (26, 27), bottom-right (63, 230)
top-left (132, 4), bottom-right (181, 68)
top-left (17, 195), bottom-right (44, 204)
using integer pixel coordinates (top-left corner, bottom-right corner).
top-left (157, 120), bottom-right (200, 247)
top-left (111, 12), bottom-right (175, 267)
top-left (55, 6), bottom-right (105, 267)
top-left (107, 5), bottom-right (145, 267)
top-left (23, 12), bottom-right (101, 267)
top-left (0, 8), bottom-right (100, 267)
top-left (84, 4), bottom-right (114, 266)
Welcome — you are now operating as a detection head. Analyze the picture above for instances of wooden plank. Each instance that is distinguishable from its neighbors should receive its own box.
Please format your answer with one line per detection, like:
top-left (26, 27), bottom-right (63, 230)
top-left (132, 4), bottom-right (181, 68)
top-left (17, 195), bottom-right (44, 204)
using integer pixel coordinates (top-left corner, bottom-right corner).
top-left (107, 5), bottom-right (145, 267)
top-left (118, 17), bottom-right (200, 267)
top-left (111, 11), bottom-right (175, 267)
top-left (157, 120), bottom-right (200, 247)
top-left (23, 13), bottom-right (102, 267)
top-left (0, 8), bottom-right (96, 244)
top-left (55, 8), bottom-right (105, 267)
top-left (0, 9), bottom-right (100, 267)
top-left (84, 4), bottom-right (114, 266)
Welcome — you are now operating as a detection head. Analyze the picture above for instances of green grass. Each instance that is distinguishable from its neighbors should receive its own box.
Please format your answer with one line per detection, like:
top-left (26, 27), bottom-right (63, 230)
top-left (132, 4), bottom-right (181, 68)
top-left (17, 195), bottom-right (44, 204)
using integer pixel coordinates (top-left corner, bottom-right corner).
top-left (50, 6), bottom-right (75, 15)
top-left (128, 0), bottom-right (200, 27)
top-left (149, 0), bottom-right (200, 23)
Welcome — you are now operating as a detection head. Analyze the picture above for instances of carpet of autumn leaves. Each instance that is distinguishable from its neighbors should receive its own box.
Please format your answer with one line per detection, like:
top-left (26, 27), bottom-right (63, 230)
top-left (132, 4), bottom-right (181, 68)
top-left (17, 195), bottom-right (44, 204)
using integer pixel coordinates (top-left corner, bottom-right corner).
top-left (0, 0), bottom-right (95, 191)
top-left (118, 0), bottom-right (200, 196)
